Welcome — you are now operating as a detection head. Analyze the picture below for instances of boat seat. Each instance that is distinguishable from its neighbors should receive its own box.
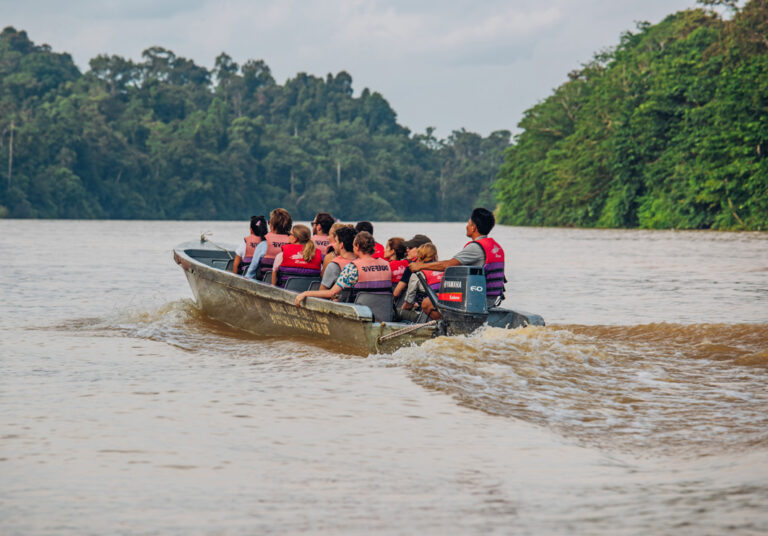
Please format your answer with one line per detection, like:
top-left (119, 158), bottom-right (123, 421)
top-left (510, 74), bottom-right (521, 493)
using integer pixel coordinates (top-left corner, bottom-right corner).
top-left (308, 281), bottom-right (322, 291)
top-left (261, 271), bottom-right (272, 282)
top-left (283, 277), bottom-right (320, 293)
top-left (354, 292), bottom-right (394, 323)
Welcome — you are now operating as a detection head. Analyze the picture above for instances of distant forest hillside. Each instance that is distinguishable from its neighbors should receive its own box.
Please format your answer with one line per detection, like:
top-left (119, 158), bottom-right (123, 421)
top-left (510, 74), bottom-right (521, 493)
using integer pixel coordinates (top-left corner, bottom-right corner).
top-left (496, 0), bottom-right (767, 230)
top-left (0, 28), bottom-right (507, 221)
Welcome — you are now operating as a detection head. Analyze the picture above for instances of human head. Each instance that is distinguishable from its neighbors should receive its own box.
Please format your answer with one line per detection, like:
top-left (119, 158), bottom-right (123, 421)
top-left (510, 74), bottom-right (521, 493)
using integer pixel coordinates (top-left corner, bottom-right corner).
top-left (290, 224), bottom-right (316, 262)
top-left (249, 215), bottom-right (268, 239)
top-left (403, 234), bottom-right (431, 250)
top-left (385, 237), bottom-right (406, 260)
top-left (313, 212), bottom-right (335, 235)
top-left (335, 226), bottom-right (357, 254)
top-left (355, 221), bottom-right (374, 235)
top-left (269, 208), bottom-right (293, 235)
top-left (468, 207), bottom-right (495, 236)
top-left (417, 242), bottom-right (438, 263)
top-left (353, 231), bottom-right (376, 256)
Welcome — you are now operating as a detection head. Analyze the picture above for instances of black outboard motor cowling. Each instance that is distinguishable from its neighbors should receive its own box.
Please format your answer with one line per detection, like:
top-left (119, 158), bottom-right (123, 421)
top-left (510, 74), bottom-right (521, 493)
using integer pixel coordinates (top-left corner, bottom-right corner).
top-left (418, 266), bottom-right (489, 336)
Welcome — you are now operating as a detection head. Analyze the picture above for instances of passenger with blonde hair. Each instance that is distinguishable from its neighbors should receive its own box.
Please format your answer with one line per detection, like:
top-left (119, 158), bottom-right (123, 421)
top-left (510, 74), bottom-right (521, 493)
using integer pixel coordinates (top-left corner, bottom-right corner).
top-left (400, 242), bottom-right (443, 320)
top-left (271, 224), bottom-right (322, 287)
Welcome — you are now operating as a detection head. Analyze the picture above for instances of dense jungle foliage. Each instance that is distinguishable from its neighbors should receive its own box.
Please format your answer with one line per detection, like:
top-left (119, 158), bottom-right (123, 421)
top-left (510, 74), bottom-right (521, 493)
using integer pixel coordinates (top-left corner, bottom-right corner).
top-left (496, 0), bottom-right (767, 230)
top-left (0, 27), bottom-right (508, 221)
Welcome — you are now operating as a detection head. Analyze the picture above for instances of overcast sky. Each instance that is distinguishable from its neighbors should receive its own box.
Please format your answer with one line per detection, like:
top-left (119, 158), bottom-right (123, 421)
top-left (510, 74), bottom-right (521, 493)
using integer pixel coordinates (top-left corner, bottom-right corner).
top-left (5, 0), bottom-right (703, 137)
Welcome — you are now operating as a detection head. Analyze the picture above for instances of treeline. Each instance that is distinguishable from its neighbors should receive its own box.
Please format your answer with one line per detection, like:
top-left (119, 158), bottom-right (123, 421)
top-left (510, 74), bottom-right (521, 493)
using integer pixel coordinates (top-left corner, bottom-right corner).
top-left (0, 27), bottom-right (508, 221)
top-left (496, 0), bottom-right (767, 230)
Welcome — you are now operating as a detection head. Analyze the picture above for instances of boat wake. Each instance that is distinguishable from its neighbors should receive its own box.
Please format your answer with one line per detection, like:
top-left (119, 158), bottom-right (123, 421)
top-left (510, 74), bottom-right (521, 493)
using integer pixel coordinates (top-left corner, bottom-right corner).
top-left (49, 299), bottom-right (267, 355)
top-left (378, 323), bottom-right (768, 457)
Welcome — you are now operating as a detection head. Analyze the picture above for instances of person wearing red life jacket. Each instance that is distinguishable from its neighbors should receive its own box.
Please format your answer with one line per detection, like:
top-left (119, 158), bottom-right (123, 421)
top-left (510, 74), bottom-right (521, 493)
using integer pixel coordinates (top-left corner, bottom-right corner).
top-left (393, 233), bottom-right (432, 300)
top-left (355, 221), bottom-right (385, 259)
top-left (310, 212), bottom-right (335, 256)
top-left (409, 208), bottom-right (506, 319)
top-left (385, 237), bottom-right (409, 285)
top-left (294, 231), bottom-right (390, 307)
top-left (233, 215), bottom-right (268, 276)
top-left (400, 243), bottom-right (443, 322)
top-left (255, 208), bottom-right (292, 279)
top-left (271, 224), bottom-right (322, 287)
top-left (319, 226), bottom-right (357, 290)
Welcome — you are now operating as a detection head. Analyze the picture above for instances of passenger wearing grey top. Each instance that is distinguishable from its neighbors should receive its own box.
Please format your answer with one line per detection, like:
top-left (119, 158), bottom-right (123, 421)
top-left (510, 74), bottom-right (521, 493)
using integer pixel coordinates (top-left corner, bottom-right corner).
top-left (409, 208), bottom-right (503, 318)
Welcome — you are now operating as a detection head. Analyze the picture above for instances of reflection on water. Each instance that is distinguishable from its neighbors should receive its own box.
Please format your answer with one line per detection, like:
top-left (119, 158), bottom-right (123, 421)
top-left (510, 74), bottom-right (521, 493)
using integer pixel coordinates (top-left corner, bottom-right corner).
top-left (1, 220), bottom-right (767, 534)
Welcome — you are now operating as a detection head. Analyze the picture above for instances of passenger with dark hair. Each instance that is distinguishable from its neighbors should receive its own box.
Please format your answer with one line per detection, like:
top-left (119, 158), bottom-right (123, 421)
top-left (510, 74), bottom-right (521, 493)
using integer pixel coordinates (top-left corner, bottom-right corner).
top-left (271, 224), bottom-right (322, 287)
top-left (294, 231), bottom-right (390, 307)
top-left (319, 226), bottom-right (356, 290)
top-left (234, 215), bottom-right (268, 276)
top-left (257, 208), bottom-right (293, 277)
top-left (311, 212), bottom-right (335, 256)
top-left (322, 222), bottom-right (352, 272)
top-left (355, 221), bottom-right (385, 259)
top-left (384, 237), bottom-right (408, 285)
top-left (392, 233), bottom-right (432, 298)
top-left (410, 207), bottom-right (506, 317)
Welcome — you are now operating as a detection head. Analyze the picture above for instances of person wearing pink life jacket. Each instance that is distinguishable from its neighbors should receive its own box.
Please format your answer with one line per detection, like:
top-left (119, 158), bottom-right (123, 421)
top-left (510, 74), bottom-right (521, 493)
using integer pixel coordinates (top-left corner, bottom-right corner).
top-left (321, 222), bottom-right (353, 274)
top-left (409, 208), bottom-right (506, 319)
top-left (271, 224), bottom-right (322, 287)
top-left (400, 243), bottom-right (443, 322)
top-left (319, 226), bottom-right (357, 290)
top-left (384, 237), bottom-right (409, 285)
top-left (355, 221), bottom-right (385, 259)
top-left (233, 215), bottom-right (268, 276)
top-left (294, 231), bottom-right (390, 307)
top-left (310, 212), bottom-right (335, 256)
top-left (256, 207), bottom-right (292, 278)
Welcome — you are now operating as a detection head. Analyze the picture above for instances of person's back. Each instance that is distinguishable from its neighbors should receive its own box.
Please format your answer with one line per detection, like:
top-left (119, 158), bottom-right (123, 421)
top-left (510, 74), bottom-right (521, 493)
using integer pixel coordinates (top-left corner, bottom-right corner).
top-left (311, 212), bottom-right (335, 256)
top-left (384, 237), bottom-right (409, 285)
top-left (320, 226), bottom-right (357, 290)
top-left (273, 224), bottom-right (322, 287)
top-left (260, 208), bottom-right (293, 277)
top-left (355, 221), bottom-right (385, 259)
top-left (409, 208), bottom-right (506, 317)
top-left (234, 215), bottom-right (267, 275)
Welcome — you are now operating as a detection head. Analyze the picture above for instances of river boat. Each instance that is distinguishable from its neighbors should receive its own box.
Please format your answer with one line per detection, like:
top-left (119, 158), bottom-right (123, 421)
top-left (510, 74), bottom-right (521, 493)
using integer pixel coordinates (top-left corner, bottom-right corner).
top-left (173, 238), bottom-right (544, 355)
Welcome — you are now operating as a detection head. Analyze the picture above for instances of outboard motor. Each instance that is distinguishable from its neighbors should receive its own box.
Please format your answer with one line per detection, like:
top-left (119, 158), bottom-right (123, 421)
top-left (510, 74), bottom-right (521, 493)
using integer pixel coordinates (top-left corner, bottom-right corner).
top-left (417, 266), bottom-right (488, 336)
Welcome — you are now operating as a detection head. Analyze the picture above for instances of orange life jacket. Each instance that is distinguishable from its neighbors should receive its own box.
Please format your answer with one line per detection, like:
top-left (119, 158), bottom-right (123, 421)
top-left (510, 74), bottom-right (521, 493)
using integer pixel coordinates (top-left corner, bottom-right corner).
top-left (238, 232), bottom-right (263, 274)
top-left (261, 232), bottom-right (290, 271)
top-left (465, 237), bottom-right (505, 298)
top-left (352, 256), bottom-right (392, 294)
top-left (331, 256), bottom-right (353, 270)
top-left (389, 259), bottom-right (409, 284)
top-left (311, 234), bottom-right (330, 256)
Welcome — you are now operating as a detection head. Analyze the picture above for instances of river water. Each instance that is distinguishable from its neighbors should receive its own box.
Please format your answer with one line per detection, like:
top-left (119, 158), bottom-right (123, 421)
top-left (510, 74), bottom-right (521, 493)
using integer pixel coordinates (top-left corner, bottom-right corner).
top-left (1, 220), bottom-right (766, 534)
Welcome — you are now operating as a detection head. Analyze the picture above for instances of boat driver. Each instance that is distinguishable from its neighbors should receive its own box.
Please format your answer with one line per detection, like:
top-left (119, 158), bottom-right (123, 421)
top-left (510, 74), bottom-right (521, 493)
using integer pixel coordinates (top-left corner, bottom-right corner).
top-left (409, 207), bottom-right (505, 318)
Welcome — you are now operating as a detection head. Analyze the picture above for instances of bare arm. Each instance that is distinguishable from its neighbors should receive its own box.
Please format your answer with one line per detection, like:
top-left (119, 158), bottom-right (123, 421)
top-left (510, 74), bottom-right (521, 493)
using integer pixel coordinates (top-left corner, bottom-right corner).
top-left (295, 285), bottom-right (341, 307)
top-left (409, 258), bottom-right (461, 273)
top-left (393, 280), bottom-right (407, 298)
top-left (232, 255), bottom-right (242, 274)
